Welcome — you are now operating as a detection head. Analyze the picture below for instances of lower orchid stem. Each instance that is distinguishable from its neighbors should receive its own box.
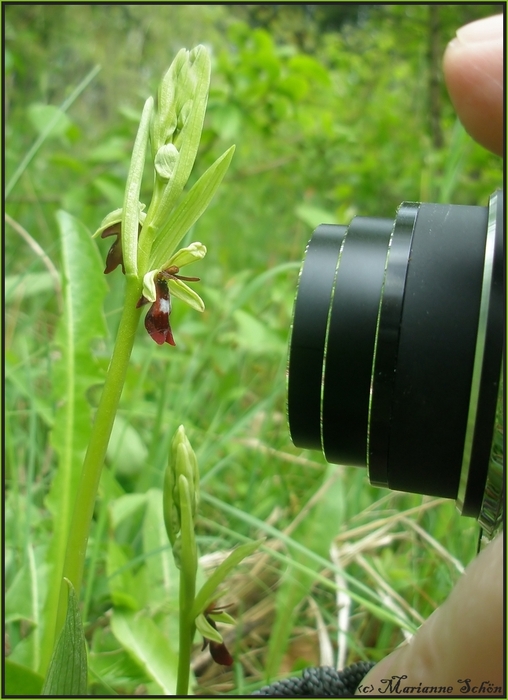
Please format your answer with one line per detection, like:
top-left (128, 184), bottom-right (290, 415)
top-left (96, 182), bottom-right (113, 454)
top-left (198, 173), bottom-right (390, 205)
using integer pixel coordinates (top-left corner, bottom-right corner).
top-left (176, 505), bottom-right (197, 694)
top-left (176, 553), bottom-right (197, 695)
top-left (55, 276), bottom-right (142, 637)
top-left (176, 609), bottom-right (195, 695)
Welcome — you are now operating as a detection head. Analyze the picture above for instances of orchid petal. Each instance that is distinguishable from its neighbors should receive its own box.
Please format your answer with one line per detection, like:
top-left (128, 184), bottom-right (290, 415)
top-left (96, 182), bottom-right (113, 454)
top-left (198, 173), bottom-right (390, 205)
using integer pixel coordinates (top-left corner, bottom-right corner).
top-left (164, 242), bottom-right (207, 270)
top-left (141, 269), bottom-right (159, 303)
top-left (195, 614), bottom-right (223, 645)
top-left (208, 611), bottom-right (235, 625)
top-left (168, 278), bottom-right (205, 312)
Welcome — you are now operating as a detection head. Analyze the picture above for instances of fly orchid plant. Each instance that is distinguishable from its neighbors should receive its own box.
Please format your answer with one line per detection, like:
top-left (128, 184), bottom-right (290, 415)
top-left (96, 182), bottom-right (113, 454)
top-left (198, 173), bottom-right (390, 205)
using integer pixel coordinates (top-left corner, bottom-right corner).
top-left (92, 45), bottom-right (234, 347)
top-left (163, 426), bottom-right (262, 694)
top-left (45, 47), bottom-right (261, 696)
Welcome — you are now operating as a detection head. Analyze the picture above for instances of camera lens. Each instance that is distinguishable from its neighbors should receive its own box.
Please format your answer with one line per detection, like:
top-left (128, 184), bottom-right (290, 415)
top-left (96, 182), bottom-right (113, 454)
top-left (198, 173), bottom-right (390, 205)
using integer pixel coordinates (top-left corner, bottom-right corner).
top-left (287, 191), bottom-right (503, 535)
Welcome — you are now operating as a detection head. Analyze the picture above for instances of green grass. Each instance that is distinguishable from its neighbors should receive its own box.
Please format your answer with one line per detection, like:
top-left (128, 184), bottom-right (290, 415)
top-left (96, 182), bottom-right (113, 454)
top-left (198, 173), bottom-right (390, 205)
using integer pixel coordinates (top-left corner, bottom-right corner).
top-left (5, 252), bottom-right (481, 693)
top-left (5, 4), bottom-right (501, 694)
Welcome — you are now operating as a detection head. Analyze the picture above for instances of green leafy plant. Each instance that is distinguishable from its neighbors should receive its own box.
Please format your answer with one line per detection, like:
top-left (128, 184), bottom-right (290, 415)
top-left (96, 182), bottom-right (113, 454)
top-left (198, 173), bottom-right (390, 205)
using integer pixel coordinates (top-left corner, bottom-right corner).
top-left (42, 580), bottom-right (87, 695)
top-left (37, 45), bottom-right (241, 693)
top-left (163, 425), bottom-right (262, 693)
top-left (6, 8), bottom-right (498, 694)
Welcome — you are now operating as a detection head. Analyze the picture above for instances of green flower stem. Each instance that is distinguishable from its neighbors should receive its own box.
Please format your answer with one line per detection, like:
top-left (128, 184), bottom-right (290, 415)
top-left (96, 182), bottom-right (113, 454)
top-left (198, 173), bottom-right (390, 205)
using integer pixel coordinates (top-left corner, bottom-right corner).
top-left (177, 596), bottom-right (196, 696)
top-left (176, 475), bottom-right (198, 695)
top-left (55, 275), bottom-right (142, 636)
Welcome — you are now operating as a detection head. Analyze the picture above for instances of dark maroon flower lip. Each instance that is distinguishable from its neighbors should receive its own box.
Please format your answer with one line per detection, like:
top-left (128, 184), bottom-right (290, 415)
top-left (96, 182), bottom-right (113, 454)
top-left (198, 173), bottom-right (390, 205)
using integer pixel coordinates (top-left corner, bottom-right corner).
top-left (201, 618), bottom-right (234, 666)
top-left (200, 603), bottom-right (234, 666)
top-left (98, 215), bottom-right (203, 347)
top-left (101, 223), bottom-right (142, 275)
top-left (204, 637), bottom-right (234, 667)
top-left (101, 224), bottom-right (124, 274)
top-left (136, 267), bottom-right (200, 347)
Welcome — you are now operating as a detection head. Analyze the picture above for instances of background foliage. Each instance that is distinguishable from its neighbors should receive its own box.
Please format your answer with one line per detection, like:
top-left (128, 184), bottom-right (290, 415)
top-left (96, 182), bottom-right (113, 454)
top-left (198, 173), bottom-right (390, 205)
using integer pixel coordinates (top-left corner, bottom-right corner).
top-left (5, 4), bottom-right (503, 695)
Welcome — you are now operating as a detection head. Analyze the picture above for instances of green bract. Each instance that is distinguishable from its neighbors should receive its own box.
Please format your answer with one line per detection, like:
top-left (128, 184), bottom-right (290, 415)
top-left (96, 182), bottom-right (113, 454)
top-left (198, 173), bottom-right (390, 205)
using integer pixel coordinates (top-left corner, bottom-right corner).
top-left (154, 143), bottom-right (179, 181)
top-left (91, 204), bottom-right (146, 239)
top-left (139, 45), bottom-right (213, 270)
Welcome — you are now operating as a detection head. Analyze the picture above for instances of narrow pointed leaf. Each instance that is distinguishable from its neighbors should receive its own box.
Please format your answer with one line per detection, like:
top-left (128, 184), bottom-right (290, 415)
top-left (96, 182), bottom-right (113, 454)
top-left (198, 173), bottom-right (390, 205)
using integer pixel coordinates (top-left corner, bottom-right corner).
top-left (149, 145), bottom-right (235, 270)
top-left (191, 539), bottom-right (263, 619)
top-left (41, 579), bottom-right (87, 695)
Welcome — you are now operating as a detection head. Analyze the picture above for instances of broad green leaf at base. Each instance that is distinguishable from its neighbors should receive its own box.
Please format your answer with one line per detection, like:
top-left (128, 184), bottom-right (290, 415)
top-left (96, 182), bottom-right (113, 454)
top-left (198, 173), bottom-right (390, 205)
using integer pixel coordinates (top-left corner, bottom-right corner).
top-left (110, 610), bottom-right (179, 694)
top-left (42, 578), bottom-right (88, 695)
top-left (5, 659), bottom-right (44, 695)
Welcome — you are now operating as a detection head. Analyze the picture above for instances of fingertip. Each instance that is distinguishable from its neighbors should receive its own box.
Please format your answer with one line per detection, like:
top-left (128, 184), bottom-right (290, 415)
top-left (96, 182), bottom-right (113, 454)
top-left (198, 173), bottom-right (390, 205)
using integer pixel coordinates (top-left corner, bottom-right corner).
top-left (443, 14), bottom-right (504, 156)
top-left (357, 535), bottom-right (504, 695)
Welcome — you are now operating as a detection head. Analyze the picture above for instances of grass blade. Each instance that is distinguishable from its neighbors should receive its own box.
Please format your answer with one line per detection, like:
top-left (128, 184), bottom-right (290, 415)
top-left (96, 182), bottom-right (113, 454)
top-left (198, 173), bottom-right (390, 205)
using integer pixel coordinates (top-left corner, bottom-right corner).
top-left (191, 539), bottom-right (263, 619)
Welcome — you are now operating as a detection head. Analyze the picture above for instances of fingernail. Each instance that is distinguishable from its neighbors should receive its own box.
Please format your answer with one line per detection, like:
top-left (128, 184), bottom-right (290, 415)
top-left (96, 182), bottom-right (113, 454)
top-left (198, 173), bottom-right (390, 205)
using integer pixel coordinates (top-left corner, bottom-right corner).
top-left (455, 14), bottom-right (503, 44)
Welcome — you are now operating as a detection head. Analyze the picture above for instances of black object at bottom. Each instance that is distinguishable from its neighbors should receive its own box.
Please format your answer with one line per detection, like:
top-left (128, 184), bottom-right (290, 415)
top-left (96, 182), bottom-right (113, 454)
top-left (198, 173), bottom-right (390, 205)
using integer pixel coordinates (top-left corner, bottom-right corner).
top-left (252, 661), bottom-right (376, 696)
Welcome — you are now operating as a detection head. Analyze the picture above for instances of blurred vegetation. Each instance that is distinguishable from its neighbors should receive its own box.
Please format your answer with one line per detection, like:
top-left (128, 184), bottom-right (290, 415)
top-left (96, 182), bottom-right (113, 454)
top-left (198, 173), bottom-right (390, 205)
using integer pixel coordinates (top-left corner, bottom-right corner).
top-left (5, 4), bottom-right (503, 695)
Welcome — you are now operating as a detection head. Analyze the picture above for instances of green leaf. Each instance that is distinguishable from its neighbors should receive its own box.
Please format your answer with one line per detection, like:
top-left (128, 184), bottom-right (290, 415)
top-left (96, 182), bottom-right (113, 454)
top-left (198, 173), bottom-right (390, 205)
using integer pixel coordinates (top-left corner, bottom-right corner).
top-left (40, 210), bottom-right (108, 675)
top-left (209, 610), bottom-right (235, 625)
top-left (265, 467), bottom-right (346, 680)
top-left (295, 203), bottom-right (338, 229)
top-left (27, 103), bottom-right (73, 139)
top-left (5, 271), bottom-right (58, 301)
top-left (5, 547), bottom-right (48, 627)
top-left (110, 611), bottom-right (179, 694)
top-left (5, 659), bottom-right (44, 695)
top-left (106, 540), bottom-right (144, 611)
top-left (107, 415), bottom-right (149, 478)
top-left (109, 492), bottom-right (148, 531)
top-left (230, 309), bottom-right (287, 356)
top-left (4, 548), bottom-right (47, 671)
top-left (42, 579), bottom-right (88, 695)
top-left (142, 488), bottom-right (181, 612)
top-left (6, 65), bottom-right (101, 198)
top-left (149, 145), bottom-right (235, 270)
top-left (191, 539), bottom-right (263, 619)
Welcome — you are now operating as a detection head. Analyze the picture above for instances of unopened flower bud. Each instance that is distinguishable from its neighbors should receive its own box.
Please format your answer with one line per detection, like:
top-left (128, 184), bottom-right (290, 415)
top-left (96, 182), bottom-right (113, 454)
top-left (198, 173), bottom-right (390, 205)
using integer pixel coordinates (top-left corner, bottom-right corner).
top-left (162, 425), bottom-right (200, 548)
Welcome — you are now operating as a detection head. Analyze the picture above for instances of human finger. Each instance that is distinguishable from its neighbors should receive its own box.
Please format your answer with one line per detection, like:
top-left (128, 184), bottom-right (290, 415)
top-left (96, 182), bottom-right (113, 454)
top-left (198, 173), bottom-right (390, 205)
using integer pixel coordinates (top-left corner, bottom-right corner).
top-left (443, 14), bottom-right (503, 156)
top-left (356, 534), bottom-right (504, 695)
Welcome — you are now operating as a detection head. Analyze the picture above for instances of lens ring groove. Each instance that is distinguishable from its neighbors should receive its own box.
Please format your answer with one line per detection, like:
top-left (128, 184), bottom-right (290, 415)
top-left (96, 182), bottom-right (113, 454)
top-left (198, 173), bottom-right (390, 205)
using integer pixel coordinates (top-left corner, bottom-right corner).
top-left (288, 224), bottom-right (347, 449)
top-left (368, 203), bottom-right (419, 485)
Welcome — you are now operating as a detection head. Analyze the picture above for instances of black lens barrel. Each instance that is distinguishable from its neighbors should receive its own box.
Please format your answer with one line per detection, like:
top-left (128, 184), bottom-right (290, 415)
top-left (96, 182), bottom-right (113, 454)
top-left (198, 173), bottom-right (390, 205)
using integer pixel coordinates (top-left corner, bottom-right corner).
top-left (372, 201), bottom-right (488, 498)
top-left (287, 224), bottom-right (347, 450)
top-left (287, 192), bottom-right (503, 514)
top-left (322, 217), bottom-right (394, 467)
